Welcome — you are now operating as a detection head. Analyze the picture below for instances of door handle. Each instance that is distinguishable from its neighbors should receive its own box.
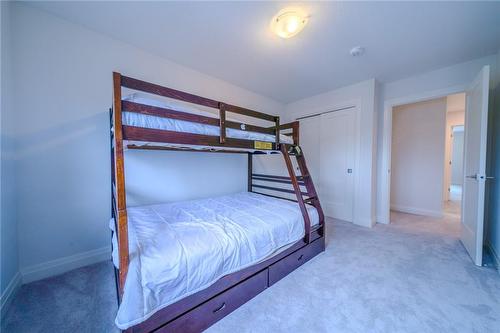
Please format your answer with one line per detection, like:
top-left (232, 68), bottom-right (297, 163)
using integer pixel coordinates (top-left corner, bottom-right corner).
top-left (466, 174), bottom-right (495, 181)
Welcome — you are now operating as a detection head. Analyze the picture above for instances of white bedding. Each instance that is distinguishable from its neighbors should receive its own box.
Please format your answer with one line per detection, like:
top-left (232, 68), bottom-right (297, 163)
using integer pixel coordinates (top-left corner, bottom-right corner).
top-left (111, 192), bottom-right (319, 329)
top-left (122, 93), bottom-right (293, 144)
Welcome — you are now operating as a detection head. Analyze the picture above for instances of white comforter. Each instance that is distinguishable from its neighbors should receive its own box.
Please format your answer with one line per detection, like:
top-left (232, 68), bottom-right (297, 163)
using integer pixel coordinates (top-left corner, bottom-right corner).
top-left (112, 192), bottom-right (319, 329)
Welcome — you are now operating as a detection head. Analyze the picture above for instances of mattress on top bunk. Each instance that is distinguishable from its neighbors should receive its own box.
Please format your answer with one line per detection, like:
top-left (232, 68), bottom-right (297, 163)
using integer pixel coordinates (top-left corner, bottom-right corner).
top-left (111, 191), bottom-right (319, 329)
top-left (122, 93), bottom-right (294, 144)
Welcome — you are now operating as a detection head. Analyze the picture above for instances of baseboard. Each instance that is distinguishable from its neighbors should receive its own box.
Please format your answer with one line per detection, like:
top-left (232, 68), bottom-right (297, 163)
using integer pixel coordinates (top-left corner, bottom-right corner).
top-left (376, 215), bottom-right (389, 224)
top-left (1, 272), bottom-right (21, 317)
top-left (352, 216), bottom-right (375, 228)
top-left (390, 204), bottom-right (443, 218)
top-left (21, 246), bottom-right (111, 284)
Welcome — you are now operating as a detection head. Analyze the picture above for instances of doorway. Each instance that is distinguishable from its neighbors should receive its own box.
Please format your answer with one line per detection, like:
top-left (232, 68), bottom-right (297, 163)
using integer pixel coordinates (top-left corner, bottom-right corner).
top-left (389, 94), bottom-right (466, 218)
top-left (381, 66), bottom-right (491, 266)
top-left (444, 125), bottom-right (465, 216)
top-left (390, 96), bottom-right (458, 218)
top-left (443, 93), bottom-right (466, 217)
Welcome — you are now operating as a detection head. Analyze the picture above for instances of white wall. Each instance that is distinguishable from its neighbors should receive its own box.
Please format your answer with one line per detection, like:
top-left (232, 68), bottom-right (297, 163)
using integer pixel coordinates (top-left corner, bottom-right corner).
top-left (391, 98), bottom-right (447, 217)
top-left (377, 55), bottom-right (498, 221)
top-left (285, 79), bottom-right (378, 227)
top-left (125, 150), bottom-right (247, 207)
top-left (9, 3), bottom-right (284, 283)
top-left (0, 0), bottom-right (20, 312)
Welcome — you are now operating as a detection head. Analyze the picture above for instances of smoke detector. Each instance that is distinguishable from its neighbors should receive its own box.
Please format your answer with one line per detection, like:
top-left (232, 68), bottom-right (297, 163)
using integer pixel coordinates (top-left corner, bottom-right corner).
top-left (350, 46), bottom-right (365, 57)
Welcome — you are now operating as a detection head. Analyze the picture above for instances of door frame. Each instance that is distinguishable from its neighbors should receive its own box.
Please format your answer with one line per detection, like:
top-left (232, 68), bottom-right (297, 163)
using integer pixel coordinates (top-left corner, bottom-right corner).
top-left (449, 124), bottom-right (465, 191)
top-left (379, 85), bottom-right (467, 224)
top-left (296, 100), bottom-right (362, 224)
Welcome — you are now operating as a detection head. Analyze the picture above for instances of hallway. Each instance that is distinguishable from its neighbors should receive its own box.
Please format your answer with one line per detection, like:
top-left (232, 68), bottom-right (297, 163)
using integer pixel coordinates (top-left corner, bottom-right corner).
top-left (444, 184), bottom-right (462, 217)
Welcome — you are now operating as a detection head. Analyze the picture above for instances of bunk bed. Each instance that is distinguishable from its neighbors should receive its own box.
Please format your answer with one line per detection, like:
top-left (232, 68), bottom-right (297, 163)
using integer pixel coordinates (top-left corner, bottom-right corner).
top-left (110, 72), bottom-right (325, 333)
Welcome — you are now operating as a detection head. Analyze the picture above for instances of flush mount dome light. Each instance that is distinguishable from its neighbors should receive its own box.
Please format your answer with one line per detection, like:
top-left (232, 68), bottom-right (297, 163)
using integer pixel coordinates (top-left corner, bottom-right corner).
top-left (270, 9), bottom-right (308, 39)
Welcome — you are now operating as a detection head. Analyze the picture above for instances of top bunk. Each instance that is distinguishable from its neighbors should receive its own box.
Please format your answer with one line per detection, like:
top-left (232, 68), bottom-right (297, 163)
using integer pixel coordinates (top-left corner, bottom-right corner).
top-left (111, 72), bottom-right (299, 154)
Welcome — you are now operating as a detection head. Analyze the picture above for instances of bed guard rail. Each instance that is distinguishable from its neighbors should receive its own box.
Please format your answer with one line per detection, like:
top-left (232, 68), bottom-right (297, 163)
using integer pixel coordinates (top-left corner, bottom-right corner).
top-left (114, 72), bottom-right (297, 150)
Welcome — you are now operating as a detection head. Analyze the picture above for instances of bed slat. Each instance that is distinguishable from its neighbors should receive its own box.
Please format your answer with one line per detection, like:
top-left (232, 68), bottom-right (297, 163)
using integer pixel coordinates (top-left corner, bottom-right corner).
top-left (122, 126), bottom-right (277, 150)
top-left (224, 103), bottom-right (276, 122)
top-left (122, 101), bottom-right (276, 135)
top-left (252, 173), bottom-right (306, 181)
top-left (121, 75), bottom-right (220, 109)
top-left (251, 184), bottom-right (308, 196)
top-left (252, 176), bottom-right (305, 186)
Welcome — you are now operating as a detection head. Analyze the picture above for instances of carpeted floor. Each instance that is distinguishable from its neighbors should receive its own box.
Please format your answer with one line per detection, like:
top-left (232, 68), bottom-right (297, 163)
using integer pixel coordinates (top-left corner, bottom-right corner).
top-left (2, 212), bottom-right (499, 333)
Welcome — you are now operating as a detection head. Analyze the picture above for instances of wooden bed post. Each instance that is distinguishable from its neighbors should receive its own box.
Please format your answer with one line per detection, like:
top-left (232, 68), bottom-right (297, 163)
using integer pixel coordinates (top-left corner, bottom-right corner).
top-left (274, 116), bottom-right (280, 146)
top-left (219, 103), bottom-right (226, 144)
top-left (247, 153), bottom-right (253, 192)
top-left (292, 121), bottom-right (299, 145)
top-left (112, 72), bottom-right (129, 298)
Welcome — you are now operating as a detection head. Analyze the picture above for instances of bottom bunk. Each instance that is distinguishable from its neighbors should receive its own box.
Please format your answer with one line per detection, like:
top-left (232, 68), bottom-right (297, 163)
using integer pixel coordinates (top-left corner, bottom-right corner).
top-left (111, 192), bottom-right (325, 332)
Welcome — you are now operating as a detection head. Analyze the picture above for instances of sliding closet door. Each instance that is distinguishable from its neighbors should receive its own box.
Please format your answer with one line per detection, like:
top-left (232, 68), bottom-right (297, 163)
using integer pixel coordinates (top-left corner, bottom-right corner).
top-left (319, 110), bottom-right (356, 222)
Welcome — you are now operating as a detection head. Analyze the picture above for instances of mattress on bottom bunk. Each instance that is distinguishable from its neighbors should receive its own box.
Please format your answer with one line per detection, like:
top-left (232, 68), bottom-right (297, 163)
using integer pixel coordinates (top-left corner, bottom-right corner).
top-left (122, 93), bottom-right (294, 144)
top-left (111, 192), bottom-right (319, 330)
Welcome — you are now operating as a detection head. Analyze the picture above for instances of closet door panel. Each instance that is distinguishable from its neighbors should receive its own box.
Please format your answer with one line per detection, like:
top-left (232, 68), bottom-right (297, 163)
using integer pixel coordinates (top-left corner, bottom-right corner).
top-left (299, 116), bottom-right (321, 186)
top-left (319, 110), bottom-right (355, 222)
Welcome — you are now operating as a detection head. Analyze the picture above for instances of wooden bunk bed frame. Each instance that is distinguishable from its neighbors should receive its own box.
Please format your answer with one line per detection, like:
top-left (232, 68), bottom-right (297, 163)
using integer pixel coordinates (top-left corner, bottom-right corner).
top-left (110, 72), bottom-right (325, 333)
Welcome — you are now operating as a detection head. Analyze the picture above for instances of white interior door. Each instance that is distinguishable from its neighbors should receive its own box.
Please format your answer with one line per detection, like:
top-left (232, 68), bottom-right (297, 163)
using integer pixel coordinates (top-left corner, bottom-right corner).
top-left (461, 65), bottom-right (490, 266)
top-left (319, 110), bottom-right (356, 222)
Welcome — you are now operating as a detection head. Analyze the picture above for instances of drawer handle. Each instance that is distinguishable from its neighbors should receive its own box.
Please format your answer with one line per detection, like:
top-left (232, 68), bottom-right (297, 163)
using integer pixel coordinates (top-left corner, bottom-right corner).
top-left (213, 302), bottom-right (226, 314)
top-left (298, 254), bottom-right (304, 261)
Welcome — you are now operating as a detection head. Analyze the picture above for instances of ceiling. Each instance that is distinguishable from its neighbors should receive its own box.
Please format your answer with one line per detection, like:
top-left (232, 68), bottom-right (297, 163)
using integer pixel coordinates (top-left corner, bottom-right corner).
top-left (27, 1), bottom-right (500, 103)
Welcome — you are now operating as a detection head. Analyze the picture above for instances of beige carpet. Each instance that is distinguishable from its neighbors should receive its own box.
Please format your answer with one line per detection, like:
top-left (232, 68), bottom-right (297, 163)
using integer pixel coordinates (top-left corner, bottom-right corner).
top-left (3, 213), bottom-right (500, 333)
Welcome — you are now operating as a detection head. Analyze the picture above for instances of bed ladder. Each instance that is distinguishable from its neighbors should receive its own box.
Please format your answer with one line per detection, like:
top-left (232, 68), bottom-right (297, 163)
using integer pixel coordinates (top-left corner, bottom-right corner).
top-left (280, 144), bottom-right (325, 243)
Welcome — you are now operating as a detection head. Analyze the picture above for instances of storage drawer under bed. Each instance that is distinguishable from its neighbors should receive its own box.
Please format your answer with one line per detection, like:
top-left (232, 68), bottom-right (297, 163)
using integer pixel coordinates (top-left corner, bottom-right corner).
top-left (154, 269), bottom-right (268, 333)
top-left (268, 237), bottom-right (324, 286)
top-left (146, 237), bottom-right (324, 333)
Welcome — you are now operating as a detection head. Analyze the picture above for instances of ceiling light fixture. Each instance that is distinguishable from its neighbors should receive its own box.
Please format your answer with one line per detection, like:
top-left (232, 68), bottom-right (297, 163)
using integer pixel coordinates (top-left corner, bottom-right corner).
top-left (270, 8), bottom-right (308, 39)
